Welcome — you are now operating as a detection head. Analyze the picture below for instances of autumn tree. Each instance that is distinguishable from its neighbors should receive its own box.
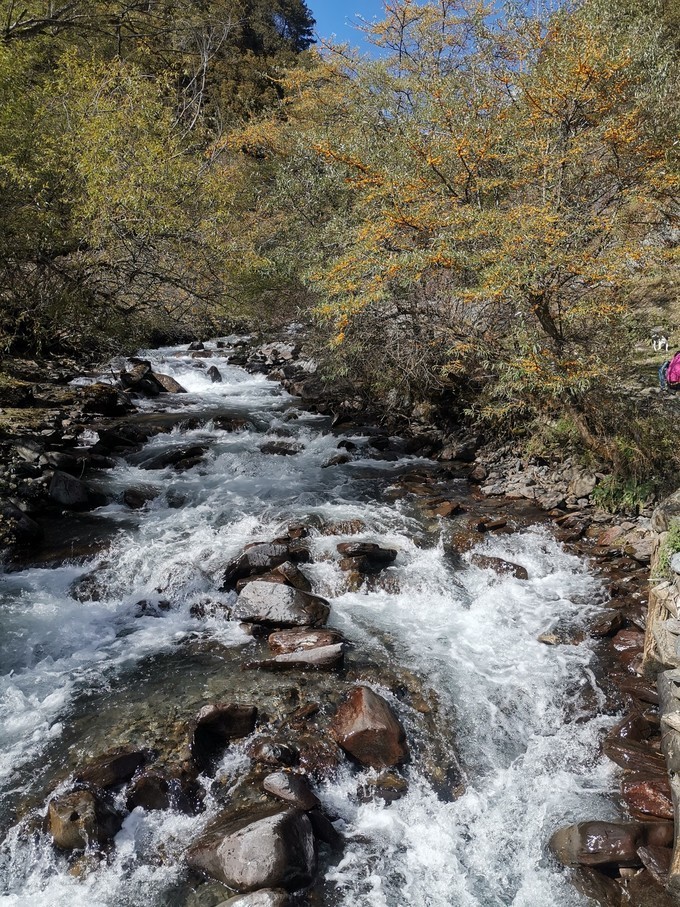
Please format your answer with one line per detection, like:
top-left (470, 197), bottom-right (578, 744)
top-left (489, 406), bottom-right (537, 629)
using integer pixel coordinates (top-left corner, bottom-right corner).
top-left (225, 0), bottom-right (677, 473)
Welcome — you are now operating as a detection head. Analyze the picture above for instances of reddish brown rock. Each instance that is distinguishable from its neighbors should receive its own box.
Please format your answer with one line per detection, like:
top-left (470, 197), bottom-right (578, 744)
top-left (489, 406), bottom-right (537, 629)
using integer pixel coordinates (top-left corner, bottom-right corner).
top-left (602, 738), bottom-right (667, 776)
top-left (328, 686), bottom-right (408, 769)
top-left (624, 869), bottom-right (677, 906)
top-left (622, 777), bottom-right (674, 820)
top-left (238, 561), bottom-right (312, 593)
top-left (249, 740), bottom-right (299, 767)
top-left (549, 821), bottom-right (644, 868)
top-left (590, 610), bottom-right (625, 638)
top-left (637, 845), bottom-right (672, 887)
top-left (607, 711), bottom-right (653, 744)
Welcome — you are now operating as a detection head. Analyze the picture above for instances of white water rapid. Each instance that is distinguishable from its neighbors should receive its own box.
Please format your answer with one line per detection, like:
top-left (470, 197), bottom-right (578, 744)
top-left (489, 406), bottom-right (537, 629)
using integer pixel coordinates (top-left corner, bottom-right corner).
top-left (0, 340), bottom-right (618, 906)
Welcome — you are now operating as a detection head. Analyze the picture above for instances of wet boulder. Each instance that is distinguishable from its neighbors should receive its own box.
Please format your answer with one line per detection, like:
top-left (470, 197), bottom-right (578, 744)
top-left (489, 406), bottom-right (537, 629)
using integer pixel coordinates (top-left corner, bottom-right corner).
top-left (0, 500), bottom-right (43, 547)
top-left (259, 441), bottom-right (304, 457)
top-left (70, 565), bottom-right (110, 602)
top-left (217, 892), bottom-right (289, 907)
top-left (207, 366), bottom-right (222, 383)
top-left (49, 470), bottom-right (106, 511)
top-left (469, 554), bottom-right (528, 580)
top-left (268, 629), bottom-right (344, 656)
top-left (336, 542), bottom-right (397, 568)
top-left (222, 544), bottom-right (291, 589)
top-left (126, 770), bottom-right (196, 813)
top-left (154, 373), bottom-right (187, 394)
top-left (188, 341), bottom-right (204, 351)
top-left (140, 444), bottom-right (208, 471)
top-left (263, 772), bottom-right (320, 810)
top-left (232, 582), bottom-right (330, 628)
top-left (602, 738), bottom-right (667, 775)
top-left (236, 562), bottom-right (312, 594)
top-left (80, 382), bottom-right (132, 416)
top-left (245, 643), bottom-right (344, 673)
top-left (328, 686), bottom-right (408, 769)
top-left (123, 486), bottom-right (158, 510)
top-left (638, 845), bottom-right (672, 887)
top-left (549, 821), bottom-right (671, 868)
top-left (590, 610), bottom-right (626, 638)
top-left (249, 739), bottom-right (299, 768)
top-left (74, 748), bottom-right (148, 789)
top-left (321, 453), bottom-right (351, 468)
top-left (45, 789), bottom-right (123, 851)
top-left (190, 704), bottom-right (258, 774)
top-left (187, 807), bottom-right (316, 892)
top-left (358, 770), bottom-right (409, 804)
top-left (622, 776), bottom-right (674, 820)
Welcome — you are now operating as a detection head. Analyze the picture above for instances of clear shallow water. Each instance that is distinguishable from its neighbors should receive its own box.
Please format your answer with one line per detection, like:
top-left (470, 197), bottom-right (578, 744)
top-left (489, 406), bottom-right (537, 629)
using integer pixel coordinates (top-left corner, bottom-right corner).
top-left (0, 342), bottom-right (616, 906)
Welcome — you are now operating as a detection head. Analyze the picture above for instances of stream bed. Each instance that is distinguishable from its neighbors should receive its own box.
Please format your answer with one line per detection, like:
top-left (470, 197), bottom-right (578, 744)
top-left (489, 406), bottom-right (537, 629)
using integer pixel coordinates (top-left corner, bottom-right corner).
top-left (0, 340), bottom-right (620, 906)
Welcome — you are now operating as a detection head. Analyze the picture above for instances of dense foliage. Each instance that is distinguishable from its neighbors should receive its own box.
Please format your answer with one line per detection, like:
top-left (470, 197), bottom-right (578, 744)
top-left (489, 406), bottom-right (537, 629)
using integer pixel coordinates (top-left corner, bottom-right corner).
top-left (0, 0), bottom-right (678, 479)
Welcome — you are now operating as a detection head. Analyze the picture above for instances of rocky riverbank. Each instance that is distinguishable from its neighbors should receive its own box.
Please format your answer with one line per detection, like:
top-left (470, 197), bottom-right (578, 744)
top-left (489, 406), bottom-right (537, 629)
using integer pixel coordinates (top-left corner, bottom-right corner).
top-left (0, 330), bottom-right (675, 906)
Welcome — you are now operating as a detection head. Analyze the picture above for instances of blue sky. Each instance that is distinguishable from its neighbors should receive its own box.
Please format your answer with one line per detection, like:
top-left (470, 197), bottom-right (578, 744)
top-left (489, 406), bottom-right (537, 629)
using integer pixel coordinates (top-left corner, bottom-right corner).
top-left (309, 0), bottom-right (387, 49)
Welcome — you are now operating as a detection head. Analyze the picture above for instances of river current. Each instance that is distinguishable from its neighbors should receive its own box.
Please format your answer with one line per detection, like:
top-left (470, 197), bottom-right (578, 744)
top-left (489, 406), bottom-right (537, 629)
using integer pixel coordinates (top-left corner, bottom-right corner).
top-left (0, 340), bottom-right (617, 906)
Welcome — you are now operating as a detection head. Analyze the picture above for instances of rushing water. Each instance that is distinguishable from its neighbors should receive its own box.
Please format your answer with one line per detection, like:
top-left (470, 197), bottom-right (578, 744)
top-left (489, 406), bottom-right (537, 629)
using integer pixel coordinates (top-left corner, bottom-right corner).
top-left (0, 340), bottom-right (618, 906)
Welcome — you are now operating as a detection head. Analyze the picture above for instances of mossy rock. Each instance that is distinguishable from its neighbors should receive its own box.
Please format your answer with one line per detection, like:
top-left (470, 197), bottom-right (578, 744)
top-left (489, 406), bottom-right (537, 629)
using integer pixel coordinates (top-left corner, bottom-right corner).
top-left (0, 373), bottom-right (33, 408)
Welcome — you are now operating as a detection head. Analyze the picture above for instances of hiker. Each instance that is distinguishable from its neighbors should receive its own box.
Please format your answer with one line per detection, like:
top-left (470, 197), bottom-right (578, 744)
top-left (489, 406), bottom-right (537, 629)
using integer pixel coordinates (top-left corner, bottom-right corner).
top-left (660, 351), bottom-right (680, 391)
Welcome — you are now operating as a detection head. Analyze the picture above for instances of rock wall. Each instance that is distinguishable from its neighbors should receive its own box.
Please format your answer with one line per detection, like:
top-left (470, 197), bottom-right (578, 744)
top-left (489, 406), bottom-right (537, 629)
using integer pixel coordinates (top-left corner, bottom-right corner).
top-left (643, 492), bottom-right (680, 898)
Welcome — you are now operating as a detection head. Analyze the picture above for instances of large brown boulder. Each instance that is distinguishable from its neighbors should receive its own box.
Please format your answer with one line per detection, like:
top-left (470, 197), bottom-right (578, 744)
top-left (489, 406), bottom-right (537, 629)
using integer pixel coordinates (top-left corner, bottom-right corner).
top-left (328, 686), bottom-right (408, 769)
top-left (237, 562), bottom-right (311, 594)
top-left (622, 777), bottom-right (674, 820)
top-left (549, 821), bottom-right (672, 869)
top-left (45, 789), bottom-right (123, 850)
top-left (187, 807), bottom-right (316, 892)
top-left (232, 583), bottom-right (330, 628)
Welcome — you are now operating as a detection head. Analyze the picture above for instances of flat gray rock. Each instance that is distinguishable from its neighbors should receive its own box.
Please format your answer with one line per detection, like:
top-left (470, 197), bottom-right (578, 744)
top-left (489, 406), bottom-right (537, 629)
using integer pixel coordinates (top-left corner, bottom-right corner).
top-left (232, 582), bottom-right (330, 627)
top-left (217, 892), bottom-right (288, 907)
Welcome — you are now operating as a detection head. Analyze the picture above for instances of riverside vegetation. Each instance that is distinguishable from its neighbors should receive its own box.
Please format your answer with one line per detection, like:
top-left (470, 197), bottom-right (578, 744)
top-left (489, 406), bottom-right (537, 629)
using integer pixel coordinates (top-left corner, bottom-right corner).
top-left (0, 0), bottom-right (678, 493)
top-left (0, 3), bottom-right (679, 905)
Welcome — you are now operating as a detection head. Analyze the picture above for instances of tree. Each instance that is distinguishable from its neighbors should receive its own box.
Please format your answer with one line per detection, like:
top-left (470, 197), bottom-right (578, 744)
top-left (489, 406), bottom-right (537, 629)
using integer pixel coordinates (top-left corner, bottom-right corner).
top-left (221, 0), bottom-right (677, 474)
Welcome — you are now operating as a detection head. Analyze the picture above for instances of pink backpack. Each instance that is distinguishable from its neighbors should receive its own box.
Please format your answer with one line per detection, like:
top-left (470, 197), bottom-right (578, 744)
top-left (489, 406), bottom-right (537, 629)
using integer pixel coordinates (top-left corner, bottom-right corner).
top-left (667, 352), bottom-right (680, 386)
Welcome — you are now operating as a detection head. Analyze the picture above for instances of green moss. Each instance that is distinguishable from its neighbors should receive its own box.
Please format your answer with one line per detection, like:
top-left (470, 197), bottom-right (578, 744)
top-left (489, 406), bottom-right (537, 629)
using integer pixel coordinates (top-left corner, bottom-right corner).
top-left (591, 476), bottom-right (654, 514)
top-left (655, 519), bottom-right (680, 579)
